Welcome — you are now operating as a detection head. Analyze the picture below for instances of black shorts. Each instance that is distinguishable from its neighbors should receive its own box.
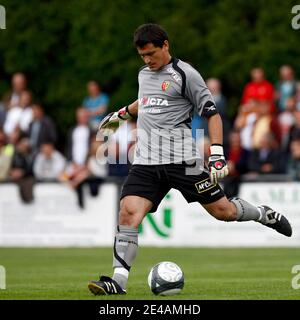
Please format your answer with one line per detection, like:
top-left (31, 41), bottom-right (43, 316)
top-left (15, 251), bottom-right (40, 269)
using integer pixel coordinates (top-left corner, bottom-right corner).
top-left (120, 163), bottom-right (225, 213)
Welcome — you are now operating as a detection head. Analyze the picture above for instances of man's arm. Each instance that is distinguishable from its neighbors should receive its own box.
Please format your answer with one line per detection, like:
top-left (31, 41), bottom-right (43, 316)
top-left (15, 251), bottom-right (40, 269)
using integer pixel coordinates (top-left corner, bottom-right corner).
top-left (206, 113), bottom-right (228, 184)
top-left (207, 113), bottom-right (223, 145)
top-left (125, 100), bottom-right (138, 118)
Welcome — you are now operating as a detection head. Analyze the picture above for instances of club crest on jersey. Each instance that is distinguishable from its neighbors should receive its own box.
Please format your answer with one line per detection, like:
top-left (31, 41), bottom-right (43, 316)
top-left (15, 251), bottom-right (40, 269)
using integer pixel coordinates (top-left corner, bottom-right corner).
top-left (162, 80), bottom-right (170, 92)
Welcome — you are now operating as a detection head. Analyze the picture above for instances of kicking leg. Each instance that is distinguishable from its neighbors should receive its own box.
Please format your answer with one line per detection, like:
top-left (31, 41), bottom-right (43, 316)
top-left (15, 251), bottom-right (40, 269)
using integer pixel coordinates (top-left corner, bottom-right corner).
top-left (203, 196), bottom-right (292, 237)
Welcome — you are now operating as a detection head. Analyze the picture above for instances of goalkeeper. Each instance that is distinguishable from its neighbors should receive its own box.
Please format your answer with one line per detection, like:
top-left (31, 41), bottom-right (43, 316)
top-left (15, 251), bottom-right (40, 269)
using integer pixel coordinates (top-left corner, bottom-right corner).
top-left (88, 23), bottom-right (292, 295)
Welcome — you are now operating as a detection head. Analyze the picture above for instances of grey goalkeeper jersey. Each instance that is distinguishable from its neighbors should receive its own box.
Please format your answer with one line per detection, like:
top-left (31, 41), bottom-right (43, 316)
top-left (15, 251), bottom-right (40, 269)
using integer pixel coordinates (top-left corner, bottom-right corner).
top-left (134, 58), bottom-right (215, 165)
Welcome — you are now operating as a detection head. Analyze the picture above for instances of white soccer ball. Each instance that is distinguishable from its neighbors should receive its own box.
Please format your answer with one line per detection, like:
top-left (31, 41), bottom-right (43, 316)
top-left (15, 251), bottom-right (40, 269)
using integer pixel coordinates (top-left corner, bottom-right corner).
top-left (148, 261), bottom-right (184, 296)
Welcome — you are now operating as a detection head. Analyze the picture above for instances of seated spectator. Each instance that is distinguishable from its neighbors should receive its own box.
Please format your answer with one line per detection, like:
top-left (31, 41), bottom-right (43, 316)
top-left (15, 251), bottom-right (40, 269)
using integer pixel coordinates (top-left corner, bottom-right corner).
top-left (82, 80), bottom-right (109, 131)
top-left (251, 101), bottom-right (281, 149)
top-left (278, 97), bottom-right (296, 151)
top-left (59, 162), bottom-right (90, 209)
top-left (108, 121), bottom-right (136, 177)
top-left (247, 133), bottom-right (283, 175)
top-left (0, 101), bottom-right (6, 128)
top-left (296, 82), bottom-right (300, 110)
top-left (9, 137), bottom-right (35, 203)
top-left (66, 107), bottom-right (92, 165)
top-left (0, 129), bottom-right (14, 181)
top-left (28, 104), bottom-right (57, 154)
top-left (287, 110), bottom-right (300, 149)
top-left (276, 65), bottom-right (297, 112)
top-left (2, 72), bottom-right (27, 108)
top-left (287, 139), bottom-right (300, 180)
top-left (33, 142), bottom-right (66, 181)
top-left (223, 130), bottom-right (249, 197)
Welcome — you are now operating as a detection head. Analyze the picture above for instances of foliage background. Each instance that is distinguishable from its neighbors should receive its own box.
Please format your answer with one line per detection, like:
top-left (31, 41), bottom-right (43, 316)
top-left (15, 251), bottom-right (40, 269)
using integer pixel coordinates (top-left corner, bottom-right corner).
top-left (0, 0), bottom-right (299, 135)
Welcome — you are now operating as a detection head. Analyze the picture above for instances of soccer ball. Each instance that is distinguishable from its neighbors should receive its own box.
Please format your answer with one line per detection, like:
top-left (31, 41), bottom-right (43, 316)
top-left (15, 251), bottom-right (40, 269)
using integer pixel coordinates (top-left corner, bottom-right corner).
top-left (148, 261), bottom-right (184, 296)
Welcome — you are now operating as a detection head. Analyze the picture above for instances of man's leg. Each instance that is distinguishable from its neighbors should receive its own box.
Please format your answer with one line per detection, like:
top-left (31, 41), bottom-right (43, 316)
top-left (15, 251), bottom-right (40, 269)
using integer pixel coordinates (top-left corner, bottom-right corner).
top-left (112, 195), bottom-right (153, 289)
top-left (202, 196), bottom-right (292, 237)
top-left (88, 195), bottom-right (153, 295)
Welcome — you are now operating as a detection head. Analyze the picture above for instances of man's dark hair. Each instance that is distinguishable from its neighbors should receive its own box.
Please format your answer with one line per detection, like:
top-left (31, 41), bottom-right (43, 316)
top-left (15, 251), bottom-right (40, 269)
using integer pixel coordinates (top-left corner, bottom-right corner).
top-left (134, 23), bottom-right (169, 48)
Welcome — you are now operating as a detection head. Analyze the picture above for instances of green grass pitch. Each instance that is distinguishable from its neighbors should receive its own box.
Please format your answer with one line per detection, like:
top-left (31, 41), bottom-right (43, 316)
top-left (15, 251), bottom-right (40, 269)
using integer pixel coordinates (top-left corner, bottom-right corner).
top-left (0, 247), bottom-right (299, 300)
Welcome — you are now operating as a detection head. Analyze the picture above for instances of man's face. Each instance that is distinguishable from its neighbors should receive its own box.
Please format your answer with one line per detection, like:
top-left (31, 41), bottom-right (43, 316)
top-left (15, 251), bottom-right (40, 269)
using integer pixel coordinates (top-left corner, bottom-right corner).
top-left (137, 41), bottom-right (170, 71)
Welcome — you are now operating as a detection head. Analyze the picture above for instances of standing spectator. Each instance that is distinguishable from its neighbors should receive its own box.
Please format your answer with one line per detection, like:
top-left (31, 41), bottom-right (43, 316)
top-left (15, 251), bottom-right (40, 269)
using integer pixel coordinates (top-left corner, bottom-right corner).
top-left (241, 67), bottom-right (275, 114)
top-left (33, 142), bottom-right (66, 181)
top-left (9, 137), bottom-right (35, 203)
top-left (207, 78), bottom-right (229, 149)
top-left (276, 65), bottom-right (297, 112)
top-left (82, 80), bottom-right (109, 131)
top-left (66, 107), bottom-right (93, 165)
top-left (2, 73), bottom-right (27, 108)
top-left (28, 104), bottom-right (57, 154)
top-left (3, 99), bottom-right (22, 136)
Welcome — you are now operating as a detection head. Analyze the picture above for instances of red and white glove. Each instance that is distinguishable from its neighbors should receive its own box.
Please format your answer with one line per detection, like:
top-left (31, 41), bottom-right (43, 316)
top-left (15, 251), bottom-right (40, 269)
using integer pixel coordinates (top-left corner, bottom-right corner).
top-left (98, 106), bottom-right (133, 132)
top-left (208, 144), bottom-right (229, 184)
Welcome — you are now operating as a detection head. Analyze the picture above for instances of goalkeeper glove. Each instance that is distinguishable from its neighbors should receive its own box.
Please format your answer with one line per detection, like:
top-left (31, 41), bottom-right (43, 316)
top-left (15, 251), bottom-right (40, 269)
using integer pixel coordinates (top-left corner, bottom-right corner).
top-left (98, 106), bottom-right (134, 132)
top-left (208, 144), bottom-right (229, 184)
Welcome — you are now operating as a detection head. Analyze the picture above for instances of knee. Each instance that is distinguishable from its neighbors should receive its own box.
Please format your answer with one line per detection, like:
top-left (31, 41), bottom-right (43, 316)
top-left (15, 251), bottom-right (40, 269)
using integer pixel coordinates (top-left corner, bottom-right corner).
top-left (119, 200), bottom-right (141, 227)
top-left (211, 203), bottom-right (237, 222)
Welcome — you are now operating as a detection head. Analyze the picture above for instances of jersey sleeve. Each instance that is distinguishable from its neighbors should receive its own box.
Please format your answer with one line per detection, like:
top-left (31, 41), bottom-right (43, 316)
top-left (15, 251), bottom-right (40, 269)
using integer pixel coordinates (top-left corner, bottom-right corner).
top-left (185, 67), bottom-right (215, 116)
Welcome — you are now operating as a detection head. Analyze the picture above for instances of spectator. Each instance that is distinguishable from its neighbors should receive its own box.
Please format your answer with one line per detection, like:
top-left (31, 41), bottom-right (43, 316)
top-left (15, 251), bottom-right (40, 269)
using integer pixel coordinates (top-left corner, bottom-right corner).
top-left (223, 130), bottom-right (249, 198)
top-left (19, 90), bottom-right (33, 134)
top-left (296, 81), bottom-right (300, 110)
top-left (286, 109), bottom-right (300, 149)
top-left (287, 139), bottom-right (300, 180)
top-left (28, 104), bottom-right (57, 154)
top-left (66, 107), bottom-right (93, 165)
top-left (33, 142), bottom-right (66, 181)
top-left (247, 133), bottom-right (283, 175)
top-left (3, 90), bottom-right (34, 137)
top-left (108, 121), bottom-right (136, 177)
top-left (0, 101), bottom-right (6, 128)
top-left (276, 65), bottom-right (297, 112)
top-left (9, 137), bottom-right (35, 203)
top-left (278, 97), bottom-right (296, 151)
top-left (240, 67), bottom-right (275, 114)
top-left (251, 101), bottom-right (281, 149)
top-left (82, 80), bottom-right (109, 131)
top-left (207, 78), bottom-right (230, 149)
top-left (0, 129), bottom-right (14, 181)
top-left (3, 99), bottom-right (22, 136)
top-left (2, 73), bottom-right (27, 108)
